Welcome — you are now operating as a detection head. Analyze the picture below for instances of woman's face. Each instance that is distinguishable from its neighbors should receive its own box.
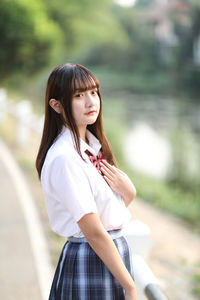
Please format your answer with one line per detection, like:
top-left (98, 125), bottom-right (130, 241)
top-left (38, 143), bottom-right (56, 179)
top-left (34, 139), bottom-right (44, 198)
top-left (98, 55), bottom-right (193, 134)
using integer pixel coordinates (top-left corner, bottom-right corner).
top-left (71, 87), bottom-right (100, 130)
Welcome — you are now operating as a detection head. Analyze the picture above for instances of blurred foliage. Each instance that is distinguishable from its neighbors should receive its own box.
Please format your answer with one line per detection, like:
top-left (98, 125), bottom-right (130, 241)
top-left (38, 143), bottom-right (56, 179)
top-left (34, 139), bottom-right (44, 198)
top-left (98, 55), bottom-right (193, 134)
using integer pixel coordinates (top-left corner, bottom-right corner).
top-left (167, 124), bottom-right (200, 192)
top-left (171, 3), bottom-right (200, 96)
top-left (1, 0), bottom-right (200, 98)
top-left (103, 100), bottom-right (127, 166)
top-left (0, 0), bottom-right (199, 224)
top-left (0, 0), bottom-right (126, 84)
top-left (0, 0), bottom-right (63, 80)
top-left (93, 67), bottom-right (171, 95)
top-left (80, 0), bottom-right (200, 98)
top-left (43, 0), bottom-right (128, 53)
top-left (83, 5), bottom-right (161, 73)
top-left (0, 0), bottom-right (200, 231)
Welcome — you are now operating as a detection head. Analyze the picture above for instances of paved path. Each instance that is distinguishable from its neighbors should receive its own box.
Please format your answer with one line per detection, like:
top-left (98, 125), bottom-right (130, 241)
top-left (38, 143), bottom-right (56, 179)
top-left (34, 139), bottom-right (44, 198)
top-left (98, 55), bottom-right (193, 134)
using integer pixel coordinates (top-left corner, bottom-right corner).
top-left (0, 139), bottom-right (53, 300)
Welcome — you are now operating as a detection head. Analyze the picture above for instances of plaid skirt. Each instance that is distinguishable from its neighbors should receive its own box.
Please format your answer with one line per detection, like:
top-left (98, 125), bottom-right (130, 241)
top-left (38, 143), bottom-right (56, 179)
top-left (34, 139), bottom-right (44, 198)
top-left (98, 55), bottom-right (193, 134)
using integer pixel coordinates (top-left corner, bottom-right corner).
top-left (49, 230), bottom-right (134, 300)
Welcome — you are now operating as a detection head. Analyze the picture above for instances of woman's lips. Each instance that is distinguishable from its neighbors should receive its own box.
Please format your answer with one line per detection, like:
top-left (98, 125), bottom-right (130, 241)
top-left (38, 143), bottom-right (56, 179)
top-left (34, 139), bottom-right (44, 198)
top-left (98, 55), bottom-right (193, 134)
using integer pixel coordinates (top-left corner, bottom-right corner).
top-left (86, 110), bottom-right (96, 115)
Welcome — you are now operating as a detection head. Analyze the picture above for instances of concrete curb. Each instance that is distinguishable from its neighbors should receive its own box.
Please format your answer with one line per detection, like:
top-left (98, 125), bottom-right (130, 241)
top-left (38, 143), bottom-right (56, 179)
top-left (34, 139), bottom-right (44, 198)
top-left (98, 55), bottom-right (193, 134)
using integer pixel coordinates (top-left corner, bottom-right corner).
top-left (0, 139), bottom-right (53, 300)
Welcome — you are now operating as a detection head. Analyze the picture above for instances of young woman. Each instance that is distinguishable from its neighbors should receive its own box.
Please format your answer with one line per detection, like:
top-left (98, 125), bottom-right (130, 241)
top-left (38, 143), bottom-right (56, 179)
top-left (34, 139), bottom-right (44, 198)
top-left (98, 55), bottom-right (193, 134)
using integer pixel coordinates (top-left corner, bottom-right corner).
top-left (36, 63), bottom-right (138, 300)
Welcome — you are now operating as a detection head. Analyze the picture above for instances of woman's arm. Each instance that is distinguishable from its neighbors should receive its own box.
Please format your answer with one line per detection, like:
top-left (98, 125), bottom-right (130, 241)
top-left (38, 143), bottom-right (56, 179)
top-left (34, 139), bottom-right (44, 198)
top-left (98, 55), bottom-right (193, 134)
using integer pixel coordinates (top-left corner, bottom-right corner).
top-left (78, 213), bottom-right (138, 300)
top-left (100, 160), bottom-right (136, 207)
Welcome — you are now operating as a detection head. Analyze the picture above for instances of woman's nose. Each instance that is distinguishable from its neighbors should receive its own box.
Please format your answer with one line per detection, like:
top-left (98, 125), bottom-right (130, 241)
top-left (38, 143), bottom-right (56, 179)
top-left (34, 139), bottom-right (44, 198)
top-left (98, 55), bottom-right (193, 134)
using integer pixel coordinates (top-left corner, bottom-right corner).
top-left (85, 93), bottom-right (95, 106)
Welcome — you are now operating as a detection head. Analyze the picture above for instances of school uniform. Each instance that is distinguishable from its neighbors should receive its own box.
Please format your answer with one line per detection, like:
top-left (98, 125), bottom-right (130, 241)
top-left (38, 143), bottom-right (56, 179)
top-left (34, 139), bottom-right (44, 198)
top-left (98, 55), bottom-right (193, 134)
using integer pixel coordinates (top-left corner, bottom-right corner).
top-left (41, 125), bottom-right (134, 300)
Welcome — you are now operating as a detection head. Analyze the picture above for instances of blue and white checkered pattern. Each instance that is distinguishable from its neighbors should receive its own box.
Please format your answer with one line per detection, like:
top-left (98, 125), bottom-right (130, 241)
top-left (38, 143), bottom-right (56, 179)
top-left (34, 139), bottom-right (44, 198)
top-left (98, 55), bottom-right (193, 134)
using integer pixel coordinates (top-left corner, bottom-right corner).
top-left (49, 233), bottom-right (134, 300)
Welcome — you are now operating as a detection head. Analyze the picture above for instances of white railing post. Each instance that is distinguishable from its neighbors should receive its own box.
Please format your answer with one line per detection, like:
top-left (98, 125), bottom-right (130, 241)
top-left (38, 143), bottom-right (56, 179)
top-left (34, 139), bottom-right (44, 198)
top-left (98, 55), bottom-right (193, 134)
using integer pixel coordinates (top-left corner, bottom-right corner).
top-left (0, 88), bottom-right (7, 122)
top-left (15, 100), bottom-right (33, 147)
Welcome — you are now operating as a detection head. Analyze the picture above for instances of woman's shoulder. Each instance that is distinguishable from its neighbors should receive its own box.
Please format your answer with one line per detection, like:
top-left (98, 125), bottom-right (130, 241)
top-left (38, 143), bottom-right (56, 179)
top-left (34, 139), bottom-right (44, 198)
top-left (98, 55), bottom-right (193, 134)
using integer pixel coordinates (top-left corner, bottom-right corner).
top-left (41, 145), bottom-right (78, 182)
top-left (47, 144), bottom-right (75, 164)
top-left (43, 133), bottom-right (76, 166)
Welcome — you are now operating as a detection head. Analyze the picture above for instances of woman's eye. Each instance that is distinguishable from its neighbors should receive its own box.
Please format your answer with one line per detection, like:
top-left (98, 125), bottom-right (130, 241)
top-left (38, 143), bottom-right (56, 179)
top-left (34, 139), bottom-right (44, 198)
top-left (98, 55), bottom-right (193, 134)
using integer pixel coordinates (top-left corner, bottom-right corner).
top-left (74, 93), bottom-right (82, 98)
top-left (91, 90), bottom-right (97, 95)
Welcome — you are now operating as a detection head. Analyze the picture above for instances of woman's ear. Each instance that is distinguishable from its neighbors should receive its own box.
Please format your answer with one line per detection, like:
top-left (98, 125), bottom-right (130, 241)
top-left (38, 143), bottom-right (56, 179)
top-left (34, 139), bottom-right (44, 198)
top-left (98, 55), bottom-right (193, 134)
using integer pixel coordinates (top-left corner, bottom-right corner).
top-left (49, 99), bottom-right (63, 114)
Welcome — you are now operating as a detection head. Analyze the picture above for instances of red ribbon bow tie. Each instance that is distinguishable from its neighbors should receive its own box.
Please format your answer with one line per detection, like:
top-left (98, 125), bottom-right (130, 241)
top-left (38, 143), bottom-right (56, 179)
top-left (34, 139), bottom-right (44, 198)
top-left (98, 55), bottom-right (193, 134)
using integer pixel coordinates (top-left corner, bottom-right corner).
top-left (85, 149), bottom-right (104, 176)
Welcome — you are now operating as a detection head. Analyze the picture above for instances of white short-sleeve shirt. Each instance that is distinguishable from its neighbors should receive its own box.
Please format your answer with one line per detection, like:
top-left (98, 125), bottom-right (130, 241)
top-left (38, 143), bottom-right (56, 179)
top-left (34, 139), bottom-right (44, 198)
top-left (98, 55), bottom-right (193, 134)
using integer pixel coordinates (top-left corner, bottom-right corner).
top-left (41, 125), bottom-right (131, 238)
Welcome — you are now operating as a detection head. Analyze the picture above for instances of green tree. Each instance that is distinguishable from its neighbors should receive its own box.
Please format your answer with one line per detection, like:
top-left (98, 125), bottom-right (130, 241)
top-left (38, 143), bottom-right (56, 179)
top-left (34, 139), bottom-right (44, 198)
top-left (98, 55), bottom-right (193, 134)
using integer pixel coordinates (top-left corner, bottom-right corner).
top-left (172, 4), bottom-right (200, 96)
top-left (0, 0), bottom-right (63, 80)
top-left (81, 4), bottom-right (159, 73)
top-left (43, 0), bottom-right (128, 59)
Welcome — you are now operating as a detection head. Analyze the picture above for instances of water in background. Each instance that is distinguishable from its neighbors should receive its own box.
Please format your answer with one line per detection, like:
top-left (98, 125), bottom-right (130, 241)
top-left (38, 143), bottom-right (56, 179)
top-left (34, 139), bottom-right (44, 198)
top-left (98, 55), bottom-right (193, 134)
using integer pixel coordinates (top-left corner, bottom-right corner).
top-left (105, 94), bottom-right (200, 180)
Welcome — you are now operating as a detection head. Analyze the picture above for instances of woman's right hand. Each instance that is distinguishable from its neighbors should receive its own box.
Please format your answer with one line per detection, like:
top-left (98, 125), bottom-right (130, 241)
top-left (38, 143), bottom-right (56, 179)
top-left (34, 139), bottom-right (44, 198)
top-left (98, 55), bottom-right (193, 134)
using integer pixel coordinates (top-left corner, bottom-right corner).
top-left (125, 287), bottom-right (138, 300)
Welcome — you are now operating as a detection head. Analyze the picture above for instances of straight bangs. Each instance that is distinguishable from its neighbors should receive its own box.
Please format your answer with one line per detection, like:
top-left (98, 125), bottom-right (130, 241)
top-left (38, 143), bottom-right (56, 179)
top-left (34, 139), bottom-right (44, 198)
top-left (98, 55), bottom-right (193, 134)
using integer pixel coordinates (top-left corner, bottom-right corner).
top-left (71, 66), bottom-right (100, 95)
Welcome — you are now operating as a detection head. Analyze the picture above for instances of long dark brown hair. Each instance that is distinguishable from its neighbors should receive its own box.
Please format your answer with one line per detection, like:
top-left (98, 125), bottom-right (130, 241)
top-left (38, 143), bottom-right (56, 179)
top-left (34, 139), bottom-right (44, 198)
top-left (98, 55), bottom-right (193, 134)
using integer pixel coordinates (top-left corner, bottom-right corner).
top-left (36, 63), bottom-right (117, 179)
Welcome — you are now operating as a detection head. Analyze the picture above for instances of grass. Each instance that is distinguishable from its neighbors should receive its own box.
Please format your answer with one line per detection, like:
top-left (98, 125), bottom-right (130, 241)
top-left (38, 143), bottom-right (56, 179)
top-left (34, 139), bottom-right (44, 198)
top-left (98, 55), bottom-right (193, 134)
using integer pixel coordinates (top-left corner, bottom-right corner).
top-left (192, 261), bottom-right (200, 297)
top-left (122, 165), bottom-right (200, 231)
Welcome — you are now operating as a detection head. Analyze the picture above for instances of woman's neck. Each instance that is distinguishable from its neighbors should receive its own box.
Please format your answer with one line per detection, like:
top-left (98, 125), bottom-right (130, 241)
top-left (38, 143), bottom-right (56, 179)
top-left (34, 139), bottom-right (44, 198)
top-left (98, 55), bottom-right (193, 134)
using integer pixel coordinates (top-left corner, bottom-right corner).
top-left (79, 126), bottom-right (89, 144)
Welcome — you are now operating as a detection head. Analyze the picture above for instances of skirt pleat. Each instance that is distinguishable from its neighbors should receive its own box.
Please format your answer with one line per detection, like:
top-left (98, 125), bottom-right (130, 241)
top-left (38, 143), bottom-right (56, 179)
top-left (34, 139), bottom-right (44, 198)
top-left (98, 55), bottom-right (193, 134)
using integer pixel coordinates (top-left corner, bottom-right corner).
top-left (49, 236), bottom-right (134, 300)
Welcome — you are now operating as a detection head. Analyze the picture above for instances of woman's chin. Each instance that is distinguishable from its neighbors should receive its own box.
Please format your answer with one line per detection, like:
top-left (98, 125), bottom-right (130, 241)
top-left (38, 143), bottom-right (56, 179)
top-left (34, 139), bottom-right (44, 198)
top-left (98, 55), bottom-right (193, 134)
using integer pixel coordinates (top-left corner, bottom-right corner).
top-left (86, 117), bottom-right (98, 125)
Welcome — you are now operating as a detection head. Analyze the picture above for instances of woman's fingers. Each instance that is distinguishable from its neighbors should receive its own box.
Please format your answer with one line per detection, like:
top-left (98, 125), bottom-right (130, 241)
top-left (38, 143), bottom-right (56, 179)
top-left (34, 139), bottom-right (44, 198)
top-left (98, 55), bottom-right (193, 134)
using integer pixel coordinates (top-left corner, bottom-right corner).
top-left (100, 160), bottom-right (126, 183)
top-left (100, 163), bottom-right (114, 180)
top-left (100, 160), bottom-right (136, 205)
top-left (102, 160), bottom-right (125, 176)
top-left (100, 161), bottom-right (114, 174)
top-left (101, 160), bottom-right (117, 173)
top-left (103, 175), bottom-right (113, 185)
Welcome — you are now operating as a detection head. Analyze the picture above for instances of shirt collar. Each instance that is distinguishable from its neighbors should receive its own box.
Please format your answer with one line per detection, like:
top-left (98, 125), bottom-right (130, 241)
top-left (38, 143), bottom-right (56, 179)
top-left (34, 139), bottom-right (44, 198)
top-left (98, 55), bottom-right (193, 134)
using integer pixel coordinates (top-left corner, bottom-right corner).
top-left (60, 125), bottom-right (102, 158)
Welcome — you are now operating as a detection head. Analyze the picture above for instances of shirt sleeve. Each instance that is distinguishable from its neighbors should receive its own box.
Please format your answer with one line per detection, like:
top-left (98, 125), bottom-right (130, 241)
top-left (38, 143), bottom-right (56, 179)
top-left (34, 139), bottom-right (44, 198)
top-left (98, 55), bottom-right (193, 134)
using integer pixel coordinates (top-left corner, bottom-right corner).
top-left (49, 155), bottom-right (98, 222)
